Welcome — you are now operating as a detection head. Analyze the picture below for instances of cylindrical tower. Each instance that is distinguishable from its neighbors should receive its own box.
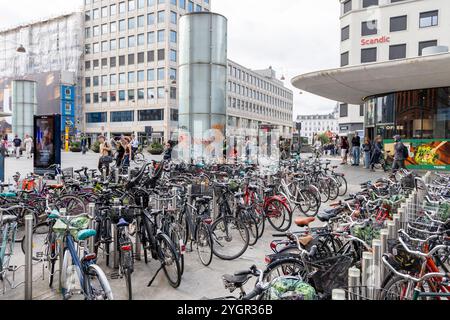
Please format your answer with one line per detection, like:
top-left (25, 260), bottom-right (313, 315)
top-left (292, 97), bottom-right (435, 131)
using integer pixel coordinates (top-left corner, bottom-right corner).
top-left (178, 12), bottom-right (228, 161)
top-left (12, 80), bottom-right (37, 139)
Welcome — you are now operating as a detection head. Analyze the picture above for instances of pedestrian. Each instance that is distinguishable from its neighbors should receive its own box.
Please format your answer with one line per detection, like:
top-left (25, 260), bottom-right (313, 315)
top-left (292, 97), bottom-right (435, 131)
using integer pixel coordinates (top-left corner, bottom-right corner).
top-left (351, 133), bottom-right (361, 166)
top-left (24, 134), bottom-right (33, 159)
top-left (98, 135), bottom-right (112, 176)
top-left (131, 134), bottom-right (139, 161)
top-left (121, 137), bottom-right (132, 171)
top-left (81, 134), bottom-right (87, 155)
top-left (13, 135), bottom-right (22, 159)
top-left (362, 137), bottom-right (372, 169)
top-left (115, 137), bottom-right (126, 168)
top-left (392, 135), bottom-right (408, 173)
top-left (370, 136), bottom-right (383, 171)
top-left (340, 136), bottom-right (349, 165)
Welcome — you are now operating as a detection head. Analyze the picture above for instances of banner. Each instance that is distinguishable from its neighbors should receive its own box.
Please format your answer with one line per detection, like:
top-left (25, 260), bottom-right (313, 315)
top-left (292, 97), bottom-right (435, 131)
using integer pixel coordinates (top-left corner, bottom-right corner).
top-left (34, 115), bottom-right (61, 175)
top-left (384, 139), bottom-right (450, 171)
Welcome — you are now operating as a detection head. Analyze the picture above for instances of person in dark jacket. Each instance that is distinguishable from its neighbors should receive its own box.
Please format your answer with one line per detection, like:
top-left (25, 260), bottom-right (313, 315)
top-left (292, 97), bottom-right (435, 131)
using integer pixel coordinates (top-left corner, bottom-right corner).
top-left (370, 136), bottom-right (383, 171)
top-left (392, 135), bottom-right (407, 173)
top-left (351, 133), bottom-right (361, 166)
top-left (340, 137), bottom-right (349, 165)
top-left (362, 137), bottom-right (372, 169)
top-left (163, 141), bottom-right (173, 161)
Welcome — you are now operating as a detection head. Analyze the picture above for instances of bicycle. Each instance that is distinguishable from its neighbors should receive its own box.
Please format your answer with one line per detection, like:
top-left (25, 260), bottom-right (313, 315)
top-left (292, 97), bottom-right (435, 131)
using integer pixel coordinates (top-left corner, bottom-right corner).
top-left (48, 211), bottom-right (114, 300)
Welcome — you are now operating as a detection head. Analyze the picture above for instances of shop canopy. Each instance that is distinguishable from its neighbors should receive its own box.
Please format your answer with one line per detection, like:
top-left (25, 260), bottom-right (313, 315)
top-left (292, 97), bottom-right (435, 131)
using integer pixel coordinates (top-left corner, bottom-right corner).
top-left (291, 52), bottom-right (450, 105)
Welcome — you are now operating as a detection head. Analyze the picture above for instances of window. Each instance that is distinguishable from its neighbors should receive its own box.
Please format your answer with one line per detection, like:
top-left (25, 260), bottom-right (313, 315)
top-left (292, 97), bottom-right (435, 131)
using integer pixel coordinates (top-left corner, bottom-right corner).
top-left (128, 53), bottom-right (135, 65)
top-left (93, 93), bottom-right (99, 103)
top-left (111, 111), bottom-right (134, 122)
top-left (158, 30), bottom-right (165, 42)
top-left (86, 112), bottom-right (106, 123)
top-left (119, 73), bottom-right (126, 84)
top-left (119, 55), bottom-right (126, 66)
top-left (170, 109), bottom-right (178, 121)
top-left (148, 50), bottom-right (155, 62)
top-left (169, 68), bottom-right (176, 80)
top-left (147, 88), bottom-right (155, 100)
top-left (157, 87), bottom-right (165, 99)
top-left (93, 60), bottom-right (99, 69)
top-left (138, 70), bottom-right (145, 82)
top-left (179, 0), bottom-right (185, 9)
top-left (148, 13), bottom-right (155, 25)
top-left (419, 40), bottom-right (438, 56)
top-left (85, 61), bottom-right (91, 70)
top-left (110, 74), bottom-right (117, 85)
top-left (85, 77), bottom-right (91, 87)
top-left (148, 31), bottom-right (155, 44)
top-left (128, 0), bottom-right (136, 11)
top-left (188, 1), bottom-right (194, 12)
top-left (110, 4), bottom-right (117, 15)
top-left (138, 88), bottom-right (145, 100)
top-left (137, 15), bottom-right (145, 28)
top-left (119, 1), bottom-right (126, 13)
top-left (170, 49), bottom-right (176, 62)
top-left (110, 39), bottom-right (117, 50)
top-left (137, 33), bottom-right (145, 46)
top-left (389, 44), bottom-right (406, 60)
top-left (170, 11), bottom-right (177, 24)
top-left (361, 20), bottom-right (377, 36)
top-left (101, 58), bottom-right (108, 68)
top-left (340, 104), bottom-right (348, 117)
top-left (93, 76), bottom-right (99, 86)
top-left (92, 8), bottom-right (99, 19)
top-left (390, 15), bottom-right (407, 32)
top-left (101, 6), bottom-right (108, 18)
top-left (128, 71), bottom-right (135, 83)
top-left (110, 91), bottom-right (117, 102)
top-left (157, 11), bottom-right (165, 23)
top-left (158, 68), bottom-right (165, 80)
top-left (101, 92), bottom-right (108, 102)
top-left (128, 35), bottom-right (136, 47)
top-left (93, 26), bottom-right (100, 36)
top-left (148, 69), bottom-right (155, 81)
top-left (341, 25), bottom-right (349, 42)
top-left (138, 52), bottom-right (145, 63)
top-left (362, 0), bottom-right (378, 8)
top-left (101, 41), bottom-right (109, 52)
top-left (110, 57), bottom-right (117, 68)
top-left (420, 10), bottom-right (438, 28)
top-left (170, 87), bottom-right (176, 99)
top-left (138, 109), bottom-right (164, 121)
top-left (119, 90), bottom-right (126, 101)
top-left (128, 17), bottom-right (135, 29)
top-left (158, 49), bottom-right (165, 61)
top-left (85, 94), bottom-right (91, 104)
top-left (128, 89), bottom-right (135, 101)
top-left (341, 51), bottom-right (349, 67)
top-left (110, 22), bottom-right (117, 34)
top-left (343, 0), bottom-right (351, 14)
top-left (170, 30), bottom-right (177, 43)
top-left (360, 105), bottom-right (364, 117)
top-left (119, 37), bottom-right (126, 49)
top-left (361, 47), bottom-right (377, 63)
top-left (119, 19), bottom-right (126, 31)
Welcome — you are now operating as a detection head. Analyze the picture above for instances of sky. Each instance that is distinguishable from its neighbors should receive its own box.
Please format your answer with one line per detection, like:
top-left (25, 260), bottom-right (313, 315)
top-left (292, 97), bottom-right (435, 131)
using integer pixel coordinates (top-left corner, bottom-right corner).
top-left (0, 0), bottom-right (341, 118)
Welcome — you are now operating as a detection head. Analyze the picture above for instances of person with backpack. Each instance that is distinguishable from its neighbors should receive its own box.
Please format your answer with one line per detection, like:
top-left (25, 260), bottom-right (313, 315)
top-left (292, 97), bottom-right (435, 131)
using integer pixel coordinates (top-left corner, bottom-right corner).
top-left (370, 135), bottom-right (383, 172)
top-left (393, 135), bottom-right (408, 173)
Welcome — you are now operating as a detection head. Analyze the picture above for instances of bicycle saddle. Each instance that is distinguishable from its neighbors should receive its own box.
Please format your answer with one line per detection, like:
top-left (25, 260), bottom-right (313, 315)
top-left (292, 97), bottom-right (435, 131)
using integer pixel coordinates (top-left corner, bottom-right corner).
top-left (1, 215), bottom-right (17, 224)
top-left (294, 217), bottom-right (315, 227)
top-left (117, 217), bottom-right (130, 228)
top-left (317, 209), bottom-right (340, 222)
top-left (150, 209), bottom-right (163, 216)
top-left (74, 169), bottom-right (84, 174)
top-left (195, 196), bottom-right (212, 204)
top-left (222, 274), bottom-right (250, 287)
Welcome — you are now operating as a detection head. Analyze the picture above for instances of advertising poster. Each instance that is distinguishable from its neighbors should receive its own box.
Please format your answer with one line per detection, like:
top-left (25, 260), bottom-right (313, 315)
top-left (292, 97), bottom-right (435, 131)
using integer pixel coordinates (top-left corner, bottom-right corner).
top-left (384, 139), bottom-right (450, 171)
top-left (34, 115), bottom-right (62, 175)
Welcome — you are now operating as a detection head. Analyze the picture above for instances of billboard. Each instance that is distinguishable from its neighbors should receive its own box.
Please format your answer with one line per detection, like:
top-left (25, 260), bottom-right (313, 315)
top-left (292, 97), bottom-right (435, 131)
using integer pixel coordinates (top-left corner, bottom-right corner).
top-left (34, 115), bottom-right (61, 175)
top-left (60, 85), bottom-right (75, 132)
top-left (384, 139), bottom-right (450, 171)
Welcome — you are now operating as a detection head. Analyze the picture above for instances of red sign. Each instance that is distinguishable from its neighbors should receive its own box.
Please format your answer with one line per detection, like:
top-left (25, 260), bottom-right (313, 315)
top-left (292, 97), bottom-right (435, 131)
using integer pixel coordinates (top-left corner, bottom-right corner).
top-left (361, 36), bottom-right (390, 46)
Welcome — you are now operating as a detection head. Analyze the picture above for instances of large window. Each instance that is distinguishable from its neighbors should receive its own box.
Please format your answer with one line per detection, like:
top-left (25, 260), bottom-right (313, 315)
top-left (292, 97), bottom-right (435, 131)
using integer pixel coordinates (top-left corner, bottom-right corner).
top-left (111, 111), bottom-right (134, 122)
top-left (419, 40), bottom-right (437, 56)
top-left (389, 44), bottom-right (406, 60)
top-left (138, 109), bottom-right (164, 121)
top-left (343, 0), bottom-right (351, 14)
top-left (420, 10), bottom-right (438, 28)
top-left (341, 51), bottom-right (349, 67)
top-left (86, 112), bottom-right (106, 123)
top-left (361, 47), bottom-right (377, 63)
top-left (362, 0), bottom-right (378, 7)
top-left (390, 15), bottom-right (407, 32)
top-left (340, 104), bottom-right (348, 117)
top-left (361, 20), bottom-right (377, 36)
top-left (341, 25), bottom-right (349, 42)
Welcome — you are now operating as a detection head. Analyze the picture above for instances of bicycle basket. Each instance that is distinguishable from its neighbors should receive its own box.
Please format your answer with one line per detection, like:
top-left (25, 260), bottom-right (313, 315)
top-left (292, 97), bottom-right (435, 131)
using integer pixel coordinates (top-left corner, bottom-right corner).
top-left (350, 222), bottom-right (382, 246)
top-left (310, 254), bottom-right (353, 296)
top-left (264, 277), bottom-right (317, 301)
top-left (53, 216), bottom-right (90, 241)
top-left (387, 239), bottom-right (422, 273)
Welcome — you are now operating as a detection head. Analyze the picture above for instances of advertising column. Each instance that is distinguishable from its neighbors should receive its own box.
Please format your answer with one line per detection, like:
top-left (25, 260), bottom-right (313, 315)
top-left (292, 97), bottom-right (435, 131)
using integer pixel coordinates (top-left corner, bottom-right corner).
top-left (34, 115), bottom-right (62, 176)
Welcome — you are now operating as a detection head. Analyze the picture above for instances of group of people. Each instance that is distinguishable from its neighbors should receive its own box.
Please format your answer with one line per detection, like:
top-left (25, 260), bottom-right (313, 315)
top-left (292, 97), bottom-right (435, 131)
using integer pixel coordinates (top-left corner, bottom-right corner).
top-left (97, 135), bottom-right (139, 175)
top-left (3, 134), bottom-right (34, 160)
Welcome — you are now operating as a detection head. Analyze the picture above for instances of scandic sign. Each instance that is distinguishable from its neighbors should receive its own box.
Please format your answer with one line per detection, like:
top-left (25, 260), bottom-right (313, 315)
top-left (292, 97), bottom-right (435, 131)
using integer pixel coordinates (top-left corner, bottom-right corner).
top-left (361, 36), bottom-right (391, 46)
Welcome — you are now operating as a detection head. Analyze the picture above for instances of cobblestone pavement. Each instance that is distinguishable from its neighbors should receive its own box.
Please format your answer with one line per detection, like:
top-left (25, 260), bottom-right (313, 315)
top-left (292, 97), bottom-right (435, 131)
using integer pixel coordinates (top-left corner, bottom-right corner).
top-left (0, 153), bottom-right (386, 300)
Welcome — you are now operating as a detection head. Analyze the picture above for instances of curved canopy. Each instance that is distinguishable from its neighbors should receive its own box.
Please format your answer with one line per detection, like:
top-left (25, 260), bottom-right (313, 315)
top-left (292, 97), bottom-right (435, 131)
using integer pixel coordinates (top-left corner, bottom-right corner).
top-left (291, 52), bottom-right (450, 105)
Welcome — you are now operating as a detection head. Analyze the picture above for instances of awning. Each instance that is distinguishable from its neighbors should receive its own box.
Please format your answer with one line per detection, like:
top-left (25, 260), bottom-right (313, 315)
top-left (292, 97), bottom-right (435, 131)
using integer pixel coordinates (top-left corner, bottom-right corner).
top-left (291, 52), bottom-right (450, 105)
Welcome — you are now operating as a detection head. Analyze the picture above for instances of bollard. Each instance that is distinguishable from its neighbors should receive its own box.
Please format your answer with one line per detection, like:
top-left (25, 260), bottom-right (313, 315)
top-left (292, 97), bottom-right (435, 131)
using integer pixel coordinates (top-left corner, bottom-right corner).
top-left (332, 289), bottom-right (346, 300)
top-left (187, 185), bottom-right (193, 206)
top-left (112, 199), bottom-right (121, 269)
top-left (362, 251), bottom-right (374, 300)
top-left (135, 211), bottom-right (141, 261)
top-left (393, 214), bottom-right (401, 234)
top-left (24, 215), bottom-right (33, 300)
top-left (387, 221), bottom-right (396, 240)
top-left (398, 207), bottom-right (406, 230)
top-left (212, 188), bottom-right (218, 221)
top-left (348, 267), bottom-right (361, 301)
top-left (114, 168), bottom-right (119, 184)
top-left (88, 203), bottom-right (96, 253)
top-left (56, 174), bottom-right (62, 185)
top-left (102, 169), bottom-right (107, 182)
top-left (372, 240), bottom-right (382, 292)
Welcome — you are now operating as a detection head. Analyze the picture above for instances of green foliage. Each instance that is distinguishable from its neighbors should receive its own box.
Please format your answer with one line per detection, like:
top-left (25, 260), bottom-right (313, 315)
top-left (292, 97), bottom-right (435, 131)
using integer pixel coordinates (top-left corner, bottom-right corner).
top-left (316, 133), bottom-right (330, 145)
top-left (148, 142), bottom-right (164, 155)
top-left (91, 141), bottom-right (100, 153)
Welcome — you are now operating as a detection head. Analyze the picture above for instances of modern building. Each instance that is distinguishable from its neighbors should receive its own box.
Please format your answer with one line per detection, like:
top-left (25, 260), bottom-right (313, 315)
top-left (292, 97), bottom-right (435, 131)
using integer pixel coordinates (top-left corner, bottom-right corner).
top-left (82, 0), bottom-right (212, 143)
top-left (296, 109), bottom-right (339, 144)
top-left (0, 12), bottom-right (84, 137)
top-left (292, 0), bottom-right (450, 170)
top-left (227, 61), bottom-right (293, 140)
top-left (82, 0), bottom-right (293, 143)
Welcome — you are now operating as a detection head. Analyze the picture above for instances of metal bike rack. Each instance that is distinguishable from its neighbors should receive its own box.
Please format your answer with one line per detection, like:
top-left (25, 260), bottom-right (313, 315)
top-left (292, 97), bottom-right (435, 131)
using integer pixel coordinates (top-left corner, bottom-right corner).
top-left (24, 215), bottom-right (33, 300)
top-left (134, 212), bottom-right (141, 261)
top-left (112, 199), bottom-right (121, 269)
top-left (88, 203), bottom-right (96, 253)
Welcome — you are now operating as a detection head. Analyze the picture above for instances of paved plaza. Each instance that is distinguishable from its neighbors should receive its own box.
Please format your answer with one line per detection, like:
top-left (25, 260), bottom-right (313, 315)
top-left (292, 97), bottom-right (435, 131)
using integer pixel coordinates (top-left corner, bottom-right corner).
top-left (1, 152), bottom-right (387, 300)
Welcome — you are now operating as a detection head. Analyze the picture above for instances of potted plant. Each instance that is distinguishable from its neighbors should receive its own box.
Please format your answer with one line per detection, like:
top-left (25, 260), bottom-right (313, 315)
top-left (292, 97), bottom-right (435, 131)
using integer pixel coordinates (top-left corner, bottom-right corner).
top-left (148, 142), bottom-right (164, 155)
top-left (70, 141), bottom-right (82, 153)
top-left (91, 140), bottom-right (100, 153)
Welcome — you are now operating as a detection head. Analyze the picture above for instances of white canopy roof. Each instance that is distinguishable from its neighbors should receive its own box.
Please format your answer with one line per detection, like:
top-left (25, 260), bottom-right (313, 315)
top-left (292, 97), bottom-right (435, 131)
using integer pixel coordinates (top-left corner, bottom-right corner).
top-left (291, 52), bottom-right (450, 104)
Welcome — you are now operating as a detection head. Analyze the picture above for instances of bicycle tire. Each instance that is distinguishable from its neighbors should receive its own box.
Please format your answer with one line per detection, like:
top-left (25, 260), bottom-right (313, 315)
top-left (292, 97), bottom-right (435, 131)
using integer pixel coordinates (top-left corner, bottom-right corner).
top-left (238, 209), bottom-right (259, 246)
top-left (85, 264), bottom-right (114, 300)
top-left (196, 223), bottom-right (213, 267)
top-left (157, 233), bottom-right (182, 288)
top-left (335, 175), bottom-right (348, 197)
top-left (266, 199), bottom-right (292, 232)
top-left (211, 215), bottom-right (249, 261)
top-left (328, 177), bottom-right (339, 201)
top-left (133, 152), bottom-right (145, 164)
top-left (263, 257), bottom-right (308, 283)
top-left (20, 221), bottom-right (51, 261)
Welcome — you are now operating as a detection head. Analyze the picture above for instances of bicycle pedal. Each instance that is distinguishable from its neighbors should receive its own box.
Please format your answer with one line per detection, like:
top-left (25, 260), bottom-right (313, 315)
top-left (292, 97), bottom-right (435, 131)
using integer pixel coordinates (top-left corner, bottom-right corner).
top-left (7, 266), bottom-right (18, 272)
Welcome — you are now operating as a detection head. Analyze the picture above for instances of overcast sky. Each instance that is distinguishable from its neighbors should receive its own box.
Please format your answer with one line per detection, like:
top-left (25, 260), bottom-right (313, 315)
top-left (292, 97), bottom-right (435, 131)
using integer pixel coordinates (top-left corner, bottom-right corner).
top-left (0, 0), bottom-right (340, 118)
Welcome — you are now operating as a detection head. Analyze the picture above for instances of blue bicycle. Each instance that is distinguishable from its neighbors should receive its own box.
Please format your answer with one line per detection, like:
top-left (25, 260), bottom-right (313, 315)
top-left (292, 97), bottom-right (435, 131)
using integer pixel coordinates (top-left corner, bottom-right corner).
top-left (49, 211), bottom-right (114, 300)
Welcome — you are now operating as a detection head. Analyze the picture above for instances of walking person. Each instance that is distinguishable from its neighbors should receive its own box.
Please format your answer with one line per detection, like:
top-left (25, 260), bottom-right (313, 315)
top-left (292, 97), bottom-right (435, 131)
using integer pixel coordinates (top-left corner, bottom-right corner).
top-left (340, 136), bottom-right (349, 165)
top-left (392, 135), bottom-right (407, 173)
top-left (98, 136), bottom-right (112, 177)
top-left (81, 134), bottom-right (87, 155)
top-left (24, 134), bottom-right (33, 159)
top-left (121, 137), bottom-right (132, 172)
top-left (163, 141), bottom-right (174, 161)
top-left (351, 133), bottom-right (361, 166)
top-left (13, 135), bottom-right (22, 159)
top-left (115, 137), bottom-right (126, 168)
top-left (131, 134), bottom-right (139, 161)
top-left (362, 137), bottom-right (372, 169)
top-left (370, 136), bottom-right (383, 171)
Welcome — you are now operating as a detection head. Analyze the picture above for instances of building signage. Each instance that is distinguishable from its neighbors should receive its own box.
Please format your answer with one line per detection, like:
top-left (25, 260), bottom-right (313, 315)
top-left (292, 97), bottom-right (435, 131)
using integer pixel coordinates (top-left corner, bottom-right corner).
top-left (34, 114), bottom-right (62, 176)
top-left (361, 36), bottom-right (390, 46)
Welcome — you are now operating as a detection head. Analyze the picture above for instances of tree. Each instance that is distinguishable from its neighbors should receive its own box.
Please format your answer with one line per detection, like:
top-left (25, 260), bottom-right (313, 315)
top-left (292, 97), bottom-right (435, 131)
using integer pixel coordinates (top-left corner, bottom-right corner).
top-left (317, 133), bottom-right (331, 145)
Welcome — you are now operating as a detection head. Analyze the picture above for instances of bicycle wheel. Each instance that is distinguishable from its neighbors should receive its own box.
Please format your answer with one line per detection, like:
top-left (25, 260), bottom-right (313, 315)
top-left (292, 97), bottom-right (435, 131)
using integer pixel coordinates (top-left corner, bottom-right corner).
top-left (380, 276), bottom-right (415, 300)
top-left (21, 222), bottom-right (51, 261)
top-left (211, 215), bottom-right (249, 261)
top-left (297, 189), bottom-right (317, 217)
top-left (266, 199), bottom-right (292, 232)
top-left (317, 180), bottom-right (330, 203)
top-left (238, 209), bottom-right (259, 246)
top-left (263, 258), bottom-right (307, 283)
top-left (119, 248), bottom-right (133, 300)
top-left (335, 175), bottom-right (348, 197)
top-left (169, 222), bottom-right (185, 275)
top-left (157, 233), bottom-right (182, 288)
top-left (55, 195), bottom-right (86, 216)
top-left (84, 264), bottom-right (114, 300)
top-left (196, 223), bottom-right (213, 267)
top-left (133, 152), bottom-right (145, 164)
top-left (328, 177), bottom-right (339, 201)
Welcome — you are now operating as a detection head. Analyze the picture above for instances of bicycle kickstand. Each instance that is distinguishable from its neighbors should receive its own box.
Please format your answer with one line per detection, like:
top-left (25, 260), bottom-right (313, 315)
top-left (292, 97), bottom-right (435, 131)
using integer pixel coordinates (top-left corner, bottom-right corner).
top-left (147, 263), bottom-right (164, 287)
